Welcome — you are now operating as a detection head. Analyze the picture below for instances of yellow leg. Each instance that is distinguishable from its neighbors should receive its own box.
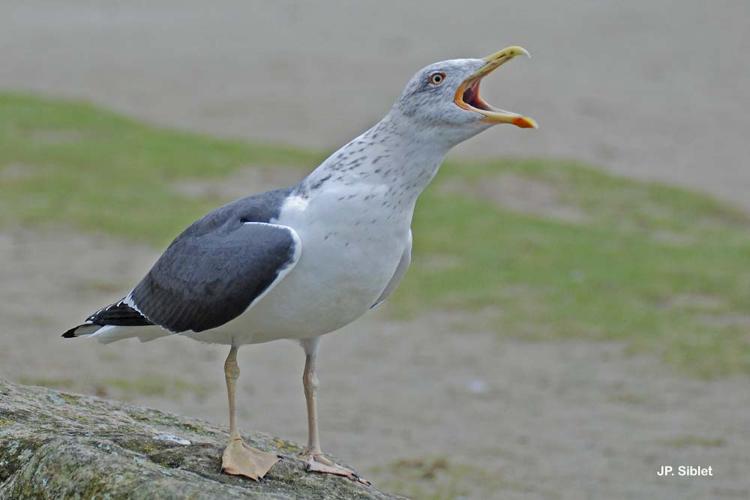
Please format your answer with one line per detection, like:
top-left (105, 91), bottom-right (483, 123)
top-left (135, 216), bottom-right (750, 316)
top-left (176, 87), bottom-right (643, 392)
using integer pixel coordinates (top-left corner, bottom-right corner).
top-left (221, 345), bottom-right (279, 480)
top-left (300, 338), bottom-right (370, 484)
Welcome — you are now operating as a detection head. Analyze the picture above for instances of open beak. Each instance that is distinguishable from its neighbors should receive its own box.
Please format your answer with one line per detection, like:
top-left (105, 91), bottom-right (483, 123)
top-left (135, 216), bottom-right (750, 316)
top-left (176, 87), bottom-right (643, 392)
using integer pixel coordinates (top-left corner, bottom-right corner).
top-left (454, 46), bottom-right (538, 129)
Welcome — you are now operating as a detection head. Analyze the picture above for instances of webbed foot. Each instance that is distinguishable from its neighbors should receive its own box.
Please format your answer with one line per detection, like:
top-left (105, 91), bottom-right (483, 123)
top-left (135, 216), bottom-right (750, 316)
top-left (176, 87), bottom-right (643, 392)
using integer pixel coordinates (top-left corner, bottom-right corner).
top-left (222, 437), bottom-right (279, 480)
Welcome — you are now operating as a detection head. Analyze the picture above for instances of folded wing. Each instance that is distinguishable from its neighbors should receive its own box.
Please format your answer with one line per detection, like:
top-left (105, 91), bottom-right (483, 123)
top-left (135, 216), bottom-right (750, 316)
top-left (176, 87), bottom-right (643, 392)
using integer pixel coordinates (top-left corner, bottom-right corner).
top-left (130, 219), bottom-right (301, 333)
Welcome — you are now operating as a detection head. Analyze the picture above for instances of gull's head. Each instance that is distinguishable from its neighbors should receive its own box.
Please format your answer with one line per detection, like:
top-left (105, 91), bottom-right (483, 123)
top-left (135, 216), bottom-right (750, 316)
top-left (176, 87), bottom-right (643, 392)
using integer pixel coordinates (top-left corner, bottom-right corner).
top-left (393, 46), bottom-right (537, 145)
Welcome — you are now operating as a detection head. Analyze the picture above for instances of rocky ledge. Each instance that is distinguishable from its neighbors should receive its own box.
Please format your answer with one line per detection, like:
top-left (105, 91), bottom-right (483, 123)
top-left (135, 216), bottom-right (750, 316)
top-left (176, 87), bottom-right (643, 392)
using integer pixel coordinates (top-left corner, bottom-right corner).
top-left (0, 379), bottom-right (399, 499)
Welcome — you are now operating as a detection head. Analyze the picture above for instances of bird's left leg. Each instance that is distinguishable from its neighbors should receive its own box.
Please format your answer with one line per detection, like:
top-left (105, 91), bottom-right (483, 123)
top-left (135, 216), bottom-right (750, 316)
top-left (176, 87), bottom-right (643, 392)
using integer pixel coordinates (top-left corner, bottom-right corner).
top-left (221, 345), bottom-right (279, 480)
top-left (299, 337), bottom-right (370, 484)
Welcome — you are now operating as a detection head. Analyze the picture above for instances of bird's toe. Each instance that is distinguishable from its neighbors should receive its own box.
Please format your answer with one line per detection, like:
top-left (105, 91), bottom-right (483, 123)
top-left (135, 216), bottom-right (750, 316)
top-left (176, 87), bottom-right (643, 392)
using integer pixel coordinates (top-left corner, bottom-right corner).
top-left (303, 452), bottom-right (371, 485)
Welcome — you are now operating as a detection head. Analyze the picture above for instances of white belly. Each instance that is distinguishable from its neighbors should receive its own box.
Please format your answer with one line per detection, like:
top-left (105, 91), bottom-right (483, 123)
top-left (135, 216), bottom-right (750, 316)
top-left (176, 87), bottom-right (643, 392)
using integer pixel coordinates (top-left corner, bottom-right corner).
top-left (190, 190), bottom-right (411, 345)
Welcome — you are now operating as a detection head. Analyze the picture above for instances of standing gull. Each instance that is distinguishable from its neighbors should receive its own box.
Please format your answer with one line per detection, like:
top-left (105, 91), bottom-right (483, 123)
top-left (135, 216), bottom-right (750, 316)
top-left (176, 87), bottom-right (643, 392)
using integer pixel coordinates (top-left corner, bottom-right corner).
top-left (63, 46), bottom-right (537, 482)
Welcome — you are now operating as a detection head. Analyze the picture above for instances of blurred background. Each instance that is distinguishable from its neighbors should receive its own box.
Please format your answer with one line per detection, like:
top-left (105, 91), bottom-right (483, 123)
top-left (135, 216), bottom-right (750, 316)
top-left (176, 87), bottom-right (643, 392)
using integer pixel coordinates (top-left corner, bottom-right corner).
top-left (0, 1), bottom-right (748, 498)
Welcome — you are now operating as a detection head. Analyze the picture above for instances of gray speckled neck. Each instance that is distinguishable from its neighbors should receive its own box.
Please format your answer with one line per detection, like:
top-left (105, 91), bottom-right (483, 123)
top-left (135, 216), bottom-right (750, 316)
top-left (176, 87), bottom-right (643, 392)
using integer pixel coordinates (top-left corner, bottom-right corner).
top-left (299, 110), bottom-right (452, 207)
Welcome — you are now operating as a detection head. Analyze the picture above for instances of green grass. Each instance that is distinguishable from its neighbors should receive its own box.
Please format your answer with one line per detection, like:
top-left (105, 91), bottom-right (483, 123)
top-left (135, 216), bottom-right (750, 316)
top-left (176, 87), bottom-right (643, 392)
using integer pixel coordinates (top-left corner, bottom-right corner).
top-left (0, 92), bottom-right (320, 244)
top-left (397, 159), bottom-right (750, 377)
top-left (2, 92), bottom-right (749, 378)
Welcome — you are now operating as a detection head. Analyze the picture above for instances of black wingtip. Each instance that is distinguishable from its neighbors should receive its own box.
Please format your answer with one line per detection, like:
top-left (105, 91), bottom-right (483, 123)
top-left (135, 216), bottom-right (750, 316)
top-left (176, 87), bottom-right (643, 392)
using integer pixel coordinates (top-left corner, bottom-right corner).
top-left (62, 328), bottom-right (78, 338)
top-left (62, 323), bottom-right (103, 339)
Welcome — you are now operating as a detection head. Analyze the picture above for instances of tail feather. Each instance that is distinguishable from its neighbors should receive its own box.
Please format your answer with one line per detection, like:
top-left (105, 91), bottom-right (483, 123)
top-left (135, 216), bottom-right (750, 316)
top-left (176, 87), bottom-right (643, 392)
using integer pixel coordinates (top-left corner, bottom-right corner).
top-left (62, 323), bottom-right (169, 344)
top-left (62, 323), bottom-right (102, 338)
top-left (93, 325), bottom-right (169, 344)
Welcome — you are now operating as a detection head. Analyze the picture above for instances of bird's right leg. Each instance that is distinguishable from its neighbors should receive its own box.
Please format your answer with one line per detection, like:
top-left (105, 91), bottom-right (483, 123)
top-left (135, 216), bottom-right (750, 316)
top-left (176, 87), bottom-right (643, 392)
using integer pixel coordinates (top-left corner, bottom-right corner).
top-left (299, 338), bottom-right (369, 484)
top-left (221, 345), bottom-right (279, 480)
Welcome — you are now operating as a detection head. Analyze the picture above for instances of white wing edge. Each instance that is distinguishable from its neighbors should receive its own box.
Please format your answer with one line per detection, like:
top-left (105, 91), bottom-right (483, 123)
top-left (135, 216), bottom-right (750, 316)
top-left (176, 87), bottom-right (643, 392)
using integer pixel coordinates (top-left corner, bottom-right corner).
top-left (241, 222), bottom-right (303, 311)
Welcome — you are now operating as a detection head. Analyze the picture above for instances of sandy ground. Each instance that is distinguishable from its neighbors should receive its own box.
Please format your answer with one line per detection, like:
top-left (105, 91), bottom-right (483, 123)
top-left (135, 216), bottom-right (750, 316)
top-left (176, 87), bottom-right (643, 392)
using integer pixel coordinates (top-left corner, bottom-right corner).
top-left (1, 230), bottom-right (749, 499)
top-left (1, 1), bottom-right (749, 210)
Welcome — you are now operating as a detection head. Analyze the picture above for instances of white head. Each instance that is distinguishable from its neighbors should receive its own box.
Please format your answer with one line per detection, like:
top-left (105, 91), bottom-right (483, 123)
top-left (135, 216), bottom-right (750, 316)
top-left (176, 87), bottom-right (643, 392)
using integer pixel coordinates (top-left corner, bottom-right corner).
top-left (391, 46), bottom-right (537, 147)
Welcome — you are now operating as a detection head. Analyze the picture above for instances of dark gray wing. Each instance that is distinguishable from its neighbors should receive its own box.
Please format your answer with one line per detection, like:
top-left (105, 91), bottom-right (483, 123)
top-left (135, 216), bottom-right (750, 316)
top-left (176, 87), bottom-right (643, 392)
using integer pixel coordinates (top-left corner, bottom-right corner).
top-left (128, 189), bottom-right (301, 333)
top-left (371, 230), bottom-right (412, 309)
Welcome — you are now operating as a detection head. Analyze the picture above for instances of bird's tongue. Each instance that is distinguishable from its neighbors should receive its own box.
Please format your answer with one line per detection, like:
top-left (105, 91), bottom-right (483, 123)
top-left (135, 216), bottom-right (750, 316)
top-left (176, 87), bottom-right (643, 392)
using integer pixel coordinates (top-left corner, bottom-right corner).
top-left (462, 81), bottom-right (489, 111)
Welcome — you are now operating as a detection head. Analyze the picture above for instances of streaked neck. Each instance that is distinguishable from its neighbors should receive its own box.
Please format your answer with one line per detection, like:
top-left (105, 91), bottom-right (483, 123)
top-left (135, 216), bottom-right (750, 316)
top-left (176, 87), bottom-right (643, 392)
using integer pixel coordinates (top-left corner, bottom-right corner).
top-left (301, 111), bottom-right (451, 201)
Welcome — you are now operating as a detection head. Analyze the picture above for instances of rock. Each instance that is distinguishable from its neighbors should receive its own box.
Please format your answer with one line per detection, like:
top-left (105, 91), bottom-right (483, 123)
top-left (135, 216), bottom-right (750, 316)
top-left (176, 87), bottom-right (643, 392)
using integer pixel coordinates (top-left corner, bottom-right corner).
top-left (0, 379), bottom-right (399, 499)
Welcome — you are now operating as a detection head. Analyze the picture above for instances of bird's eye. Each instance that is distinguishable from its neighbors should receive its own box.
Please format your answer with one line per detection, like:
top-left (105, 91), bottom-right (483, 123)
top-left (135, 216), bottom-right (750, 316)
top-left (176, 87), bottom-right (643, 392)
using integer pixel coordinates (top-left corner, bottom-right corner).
top-left (429, 72), bottom-right (446, 85)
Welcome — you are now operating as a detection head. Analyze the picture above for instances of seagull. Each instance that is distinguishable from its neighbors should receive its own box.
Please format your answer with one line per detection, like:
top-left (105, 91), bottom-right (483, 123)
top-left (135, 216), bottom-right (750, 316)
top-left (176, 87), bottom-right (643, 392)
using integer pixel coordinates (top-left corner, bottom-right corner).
top-left (62, 46), bottom-right (537, 482)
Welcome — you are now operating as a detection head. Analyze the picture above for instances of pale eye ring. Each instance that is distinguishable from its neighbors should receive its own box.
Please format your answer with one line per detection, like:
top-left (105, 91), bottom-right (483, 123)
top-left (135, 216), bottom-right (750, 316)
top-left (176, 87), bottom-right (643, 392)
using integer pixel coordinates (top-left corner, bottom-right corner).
top-left (429, 72), bottom-right (446, 85)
